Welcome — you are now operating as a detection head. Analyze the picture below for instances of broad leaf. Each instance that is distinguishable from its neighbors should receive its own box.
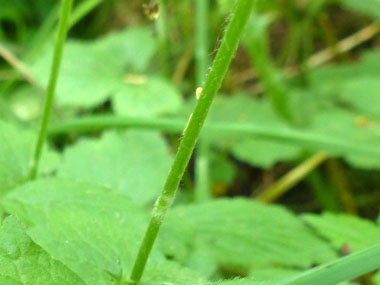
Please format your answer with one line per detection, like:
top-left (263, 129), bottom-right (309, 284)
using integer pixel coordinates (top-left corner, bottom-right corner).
top-left (205, 93), bottom-right (380, 169)
top-left (340, 0), bottom-right (380, 18)
top-left (203, 95), bottom-right (303, 169)
top-left (57, 130), bottom-right (172, 205)
top-left (2, 178), bottom-right (220, 284)
top-left (308, 51), bottom-right (380, 120)
top-left (303, 212), bottom-right (380, 252)
top-left (162, 199), bottom-right (337, 269)
top-left (31, 40), bottom-right (123, 108)
top-left (0, 216), bottom-right (85, 285)
top-left (2, 178), bottom-right (155, 284)
top-left (144, 261), bottom-right (207, 285)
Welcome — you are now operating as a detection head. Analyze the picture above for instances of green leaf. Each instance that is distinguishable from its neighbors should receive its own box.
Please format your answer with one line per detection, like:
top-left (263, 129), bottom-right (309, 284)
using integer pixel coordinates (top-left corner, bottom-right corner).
top-left (113, 76), bottom-right (182, 118)
top-left (58, 130), bottom-right (172, 205)
top-left (281, 243), bottom-right (380, 285)
top-left (2, 178), bottom-right (156, 284)
top-left (308, 51), bottom-right (380, 120)
top-left (2, 178), bottom-right (218, 284)
top-left (249, 267), bottom-right (300, 283)
top-left (231, 139), bottom-right (302, 168)
top-left (0, 216), bottom-right (85, 285)
top-left (162, 199), bottom-right (337, 269)
top-left (209, 152), bottom-right (237, 185)
top-left (30, 40), bottom-right (123, 108)
top-left (303, 212), bottom-right (380, 252)
top-left (0, 120), bottom-right (59, 194)
top-left (29, 27), bottom-right (182, 115)
top-left (204, 95), bottom-right (304, 168)
top-left (206, 92), bottom-right (380, 169)
top-left (213, 278), bottom-right (277, 285)
top-left (95, 27), bottom-right (157, 72)
top-left (340, 0), bottom-right (380, 18)
top-left (143, 261), bottom-right (207, 285)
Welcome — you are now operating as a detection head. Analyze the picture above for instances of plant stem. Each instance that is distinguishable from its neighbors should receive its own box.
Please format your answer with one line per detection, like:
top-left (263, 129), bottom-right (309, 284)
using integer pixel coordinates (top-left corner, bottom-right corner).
top-left (194, 0), bottom-right (211, 202)
top-left (29, 0), bottom-right (74, 180)
top-left (48, 115), bottom-right (380, 163)
top-left (128, 0), bottom-right (255, 283)
top-left (195, 139), bottom-right (212, 201)
top-left (257, 152), bottom-right (328, 203)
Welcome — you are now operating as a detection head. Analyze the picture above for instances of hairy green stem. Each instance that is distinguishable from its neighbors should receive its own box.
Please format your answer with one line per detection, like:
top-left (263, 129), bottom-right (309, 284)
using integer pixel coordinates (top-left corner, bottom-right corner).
top-left (29, 0), bottom-right (74, 180)
top-left (128, 0), bottom-right (255, 283)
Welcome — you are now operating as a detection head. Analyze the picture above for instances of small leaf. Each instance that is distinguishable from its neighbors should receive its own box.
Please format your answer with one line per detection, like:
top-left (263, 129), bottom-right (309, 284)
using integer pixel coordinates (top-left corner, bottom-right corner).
top-left (58, 130), bottom-right (172, 205)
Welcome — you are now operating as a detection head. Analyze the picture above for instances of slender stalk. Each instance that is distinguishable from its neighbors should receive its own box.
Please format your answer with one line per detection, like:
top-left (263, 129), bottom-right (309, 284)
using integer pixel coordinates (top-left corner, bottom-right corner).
top-left (29, 0), bottom-right (74, 180)
top-left (195, 139), bottom-right (212, 201)
top-left (47, 115), bottom-right (380, 162)
top-left (194, 0), bottom-right (211, 202)
top-left (257, 152), bottom-right (328, 203)
top-left (128, 0), bottom-right (255, 283)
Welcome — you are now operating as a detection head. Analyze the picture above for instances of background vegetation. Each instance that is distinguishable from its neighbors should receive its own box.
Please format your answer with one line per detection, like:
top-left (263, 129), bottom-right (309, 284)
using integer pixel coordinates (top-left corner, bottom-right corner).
top-left (1, 0), bottom-right (380, 284)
